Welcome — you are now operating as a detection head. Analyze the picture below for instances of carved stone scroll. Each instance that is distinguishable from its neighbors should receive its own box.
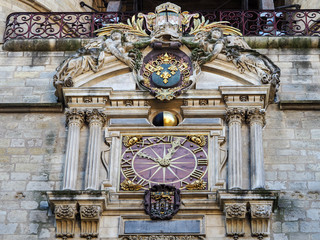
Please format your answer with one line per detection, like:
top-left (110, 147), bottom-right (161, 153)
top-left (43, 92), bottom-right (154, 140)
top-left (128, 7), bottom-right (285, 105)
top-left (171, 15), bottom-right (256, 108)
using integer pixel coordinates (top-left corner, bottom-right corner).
top-left (55, 204), bottom-right (77, 239)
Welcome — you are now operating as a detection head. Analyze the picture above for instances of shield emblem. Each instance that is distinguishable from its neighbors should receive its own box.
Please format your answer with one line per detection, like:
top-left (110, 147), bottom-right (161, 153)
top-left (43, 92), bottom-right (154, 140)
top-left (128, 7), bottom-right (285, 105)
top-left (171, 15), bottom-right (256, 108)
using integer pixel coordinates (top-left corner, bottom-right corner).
top-left (140, 50), bottom-right (193, 101)
top-left (144, 184), bottom-right (181, 220)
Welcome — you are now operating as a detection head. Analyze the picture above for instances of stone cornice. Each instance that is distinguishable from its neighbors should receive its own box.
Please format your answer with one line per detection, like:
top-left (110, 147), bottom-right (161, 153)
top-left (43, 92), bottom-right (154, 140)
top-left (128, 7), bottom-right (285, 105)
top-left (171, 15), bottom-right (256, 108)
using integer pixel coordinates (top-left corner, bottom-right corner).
top-left (0, 103), bottom-right (63, 113)
top-left (279, 100), bottom-right (320, 110)
top-left (4, 37), bottom-right (320, 52)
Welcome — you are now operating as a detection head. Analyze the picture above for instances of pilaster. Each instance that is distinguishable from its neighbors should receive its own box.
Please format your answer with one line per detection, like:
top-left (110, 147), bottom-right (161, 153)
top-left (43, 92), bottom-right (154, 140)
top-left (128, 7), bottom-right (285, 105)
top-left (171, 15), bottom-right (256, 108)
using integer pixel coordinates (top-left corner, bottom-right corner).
top-left (226, 108), bottom-right (245, 189)
top-left (63, 108), bottom-right (85, 190)
top-left (247, 108), bottom-right (266, 189)
top-left (85, 109), bottom-right (107, 190)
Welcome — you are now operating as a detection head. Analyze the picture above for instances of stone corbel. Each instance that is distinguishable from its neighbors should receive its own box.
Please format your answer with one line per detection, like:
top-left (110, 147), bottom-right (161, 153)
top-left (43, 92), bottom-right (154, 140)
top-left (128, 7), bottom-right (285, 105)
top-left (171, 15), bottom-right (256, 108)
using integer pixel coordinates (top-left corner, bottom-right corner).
top-left (250, 202), bottom-right (273, 240)
top-left (224, 203), bottom-right (247, 239)
top-left (54, 204), bottom-right (77, 239)
top-left (47, 191), bottom-right (107, 239)
top-left (79, 205), bottom-right (102, 239)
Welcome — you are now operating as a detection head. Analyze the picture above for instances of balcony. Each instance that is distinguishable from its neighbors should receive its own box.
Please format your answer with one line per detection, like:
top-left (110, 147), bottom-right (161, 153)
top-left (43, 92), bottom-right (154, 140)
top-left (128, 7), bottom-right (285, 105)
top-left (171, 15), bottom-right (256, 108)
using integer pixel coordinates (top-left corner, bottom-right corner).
top-left (3, 9), bottom-right (320, 43)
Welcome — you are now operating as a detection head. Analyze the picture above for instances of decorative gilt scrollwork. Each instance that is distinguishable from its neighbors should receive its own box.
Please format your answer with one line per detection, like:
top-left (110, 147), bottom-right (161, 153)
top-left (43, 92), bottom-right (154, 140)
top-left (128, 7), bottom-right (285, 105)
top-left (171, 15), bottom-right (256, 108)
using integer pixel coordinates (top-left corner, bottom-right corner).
top-left (120, 178), bottom-right (143, 191)
top-left (187, 135), bottom-right (207, 147)
top-left (186, 179), bottom-right (207, 190)
top-left (123, 136), bottom-right (142, 147)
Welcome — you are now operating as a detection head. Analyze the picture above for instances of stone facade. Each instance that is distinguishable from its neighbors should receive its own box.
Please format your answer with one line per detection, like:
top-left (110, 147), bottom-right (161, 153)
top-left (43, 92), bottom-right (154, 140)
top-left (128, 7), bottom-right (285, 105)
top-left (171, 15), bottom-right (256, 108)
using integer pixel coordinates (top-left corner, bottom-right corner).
top-left (0, 2), bottom-right (320, 240)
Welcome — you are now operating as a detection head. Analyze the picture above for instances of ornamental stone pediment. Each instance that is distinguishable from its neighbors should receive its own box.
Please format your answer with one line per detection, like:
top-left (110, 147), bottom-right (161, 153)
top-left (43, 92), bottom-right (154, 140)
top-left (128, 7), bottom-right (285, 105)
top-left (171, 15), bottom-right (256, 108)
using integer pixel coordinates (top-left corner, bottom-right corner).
top-left (53, 2), bottom-right (280, 103)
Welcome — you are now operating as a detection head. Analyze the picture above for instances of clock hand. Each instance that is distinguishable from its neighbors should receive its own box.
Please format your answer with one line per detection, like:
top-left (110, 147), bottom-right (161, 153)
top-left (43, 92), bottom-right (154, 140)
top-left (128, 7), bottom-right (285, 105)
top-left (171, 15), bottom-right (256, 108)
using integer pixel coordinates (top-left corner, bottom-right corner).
top-left (163, 139), bottom-right (181, 161)
top-left (137, 151), bottom-right (160, 163)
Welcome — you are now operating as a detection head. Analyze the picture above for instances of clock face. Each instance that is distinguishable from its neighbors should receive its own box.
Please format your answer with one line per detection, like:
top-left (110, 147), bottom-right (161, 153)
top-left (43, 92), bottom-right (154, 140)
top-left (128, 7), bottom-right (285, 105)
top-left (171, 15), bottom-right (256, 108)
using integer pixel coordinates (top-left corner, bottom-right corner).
top-left (119, 135), bottom-right (208, 191)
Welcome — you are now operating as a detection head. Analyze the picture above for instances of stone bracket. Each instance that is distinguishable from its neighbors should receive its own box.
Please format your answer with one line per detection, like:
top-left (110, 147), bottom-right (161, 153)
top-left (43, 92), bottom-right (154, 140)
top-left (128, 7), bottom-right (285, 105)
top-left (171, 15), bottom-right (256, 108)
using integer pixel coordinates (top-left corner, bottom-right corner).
top-left (55, 204), bottom-right (77, 239)
top-left (47, 191), bottom-right (107, 239)
top-left (217, 190), bottom-right (278, 240)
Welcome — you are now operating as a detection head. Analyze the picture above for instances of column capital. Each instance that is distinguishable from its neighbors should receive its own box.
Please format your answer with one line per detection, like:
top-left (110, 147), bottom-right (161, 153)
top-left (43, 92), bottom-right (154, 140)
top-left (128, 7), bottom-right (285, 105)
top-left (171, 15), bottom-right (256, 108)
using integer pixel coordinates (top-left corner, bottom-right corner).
top-left (65, 108), bottom-right (85, 127)
top-left (86, 109), bottom-right (107, 127)
top-left (226, 108), bottom-right (245, 124)
top-left (247, 108), bottom-right (266, 126)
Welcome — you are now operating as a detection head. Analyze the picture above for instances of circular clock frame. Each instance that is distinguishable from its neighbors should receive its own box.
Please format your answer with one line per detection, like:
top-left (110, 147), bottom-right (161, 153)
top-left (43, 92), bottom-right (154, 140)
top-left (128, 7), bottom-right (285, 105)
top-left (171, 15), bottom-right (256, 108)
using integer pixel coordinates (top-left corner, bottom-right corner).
top-left (119, 135), bottom-right (209, 191)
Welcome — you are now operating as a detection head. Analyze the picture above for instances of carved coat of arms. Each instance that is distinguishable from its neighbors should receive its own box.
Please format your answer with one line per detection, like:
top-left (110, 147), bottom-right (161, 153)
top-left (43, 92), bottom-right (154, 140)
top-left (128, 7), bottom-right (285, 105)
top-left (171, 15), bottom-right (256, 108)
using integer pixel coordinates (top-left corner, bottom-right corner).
top-left (53, 2), bottom-right (280, 101)
top-left (144, 184), bottom-right (181, 220)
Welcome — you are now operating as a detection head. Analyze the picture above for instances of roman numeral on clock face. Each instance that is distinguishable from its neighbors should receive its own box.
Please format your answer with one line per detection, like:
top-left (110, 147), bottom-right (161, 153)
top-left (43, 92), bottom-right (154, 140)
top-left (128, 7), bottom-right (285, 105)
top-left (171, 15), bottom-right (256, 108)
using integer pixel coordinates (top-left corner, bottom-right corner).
top-left (192, 147), bottom-right (203, 154)
top-left (191, 169), bottom-right (204, 179)
top-left (137, 178), bottom-right (149, 187)
top-left (121, 158), bottom-right (132, 168)
top-left (123, 168), bottom-right (135, 178)
top-left (198, 159), bottom-right (208, 165)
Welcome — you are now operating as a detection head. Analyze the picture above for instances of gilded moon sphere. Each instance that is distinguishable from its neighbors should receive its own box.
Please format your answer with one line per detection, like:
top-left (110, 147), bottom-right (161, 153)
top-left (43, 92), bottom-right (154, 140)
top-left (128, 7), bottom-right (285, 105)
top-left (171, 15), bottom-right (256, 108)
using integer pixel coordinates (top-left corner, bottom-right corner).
top-left (153, 111), bottom-right (178, 126)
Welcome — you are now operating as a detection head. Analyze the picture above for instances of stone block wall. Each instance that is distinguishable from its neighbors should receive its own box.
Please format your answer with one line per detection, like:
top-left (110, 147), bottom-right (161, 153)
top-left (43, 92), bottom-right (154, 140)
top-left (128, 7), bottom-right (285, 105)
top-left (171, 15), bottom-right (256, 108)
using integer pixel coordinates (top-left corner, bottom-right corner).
top-left (0, 49), bottom-right (72, 103)
top-left (0, 113), bottom-right (65, 239)
top-left (264, 105), bottom-right (320, 240)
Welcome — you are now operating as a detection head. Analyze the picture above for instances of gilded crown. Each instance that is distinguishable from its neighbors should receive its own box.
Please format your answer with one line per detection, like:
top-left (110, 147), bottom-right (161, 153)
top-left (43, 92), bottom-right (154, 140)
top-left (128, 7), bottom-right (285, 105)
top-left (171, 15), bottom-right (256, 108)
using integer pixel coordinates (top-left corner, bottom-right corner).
top-left (155, 2), bottom-right (181, 14)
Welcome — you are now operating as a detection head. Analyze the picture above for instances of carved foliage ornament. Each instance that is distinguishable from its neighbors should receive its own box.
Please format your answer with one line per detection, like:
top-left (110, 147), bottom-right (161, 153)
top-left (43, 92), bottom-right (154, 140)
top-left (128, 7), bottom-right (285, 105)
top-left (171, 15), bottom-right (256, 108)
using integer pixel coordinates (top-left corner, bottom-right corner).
top-left (225, 203), bottom-right (247, 218)
top-left (225, 108), bottom-right (245, 124)
top-left (85, 109), bottom-right (107, 126)
top-left (55, 205), bottom-right (77, 219)
top-left (144, 184), bottom-right (181, 220)
top-left (65, 108), bottom-right (85, 127)
top-left (80, 205), bottom-right (100, 219)
top-left (251, 204), bottom-right (272, 218)
top-left (247, 108), bottom-right (266, 126)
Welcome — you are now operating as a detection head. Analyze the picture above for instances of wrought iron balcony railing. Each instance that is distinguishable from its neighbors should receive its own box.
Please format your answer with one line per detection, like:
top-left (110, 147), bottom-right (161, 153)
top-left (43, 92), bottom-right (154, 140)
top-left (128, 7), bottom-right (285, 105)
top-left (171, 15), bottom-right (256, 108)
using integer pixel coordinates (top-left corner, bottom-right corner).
top-left (4, 10), bottom-right (320, 42)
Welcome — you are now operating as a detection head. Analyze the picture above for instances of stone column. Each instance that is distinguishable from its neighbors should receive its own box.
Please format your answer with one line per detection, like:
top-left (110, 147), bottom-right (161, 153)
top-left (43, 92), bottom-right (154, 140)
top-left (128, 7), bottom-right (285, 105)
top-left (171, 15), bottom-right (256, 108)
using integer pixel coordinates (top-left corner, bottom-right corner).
top-left (85, 109), bottom-right (107, 190)
top-left (226, 108), bottom-right (245, 190)
top-left (63, 109), bottom-right (85, 190)
top-left (247, 108), bottom-right (266, 189)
